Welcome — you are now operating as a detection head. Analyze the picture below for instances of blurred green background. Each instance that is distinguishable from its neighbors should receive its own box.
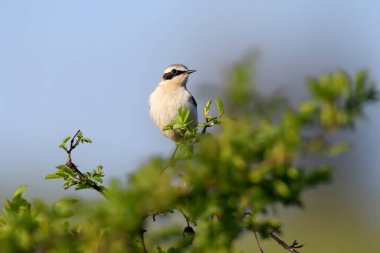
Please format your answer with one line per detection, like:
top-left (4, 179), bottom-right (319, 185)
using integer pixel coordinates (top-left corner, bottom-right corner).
top-left (0, 1), bottom-right (379, 252)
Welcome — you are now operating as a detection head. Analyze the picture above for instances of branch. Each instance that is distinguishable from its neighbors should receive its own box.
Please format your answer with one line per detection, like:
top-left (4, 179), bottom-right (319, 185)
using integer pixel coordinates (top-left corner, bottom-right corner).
top-left (178, 209), bottom-right (190, 227)
top-left (65, 160), bottom-right (105, 196)
top-left (160, 144), bottom-right (179, 174)
top-left (69, 130), bottom-right (81, 153)
top-left (269, 232), bottom-right (303, 253)
top-left (253, 231), bottom-right (264, 253)
top-left (242, 212), bottom-right (264, 253)
top-left (64, 130), bottom-right (106, 197)
top-left (140, 229), bottom-right (148, 253)
top-left (201, 116), bottom-right (219, 134)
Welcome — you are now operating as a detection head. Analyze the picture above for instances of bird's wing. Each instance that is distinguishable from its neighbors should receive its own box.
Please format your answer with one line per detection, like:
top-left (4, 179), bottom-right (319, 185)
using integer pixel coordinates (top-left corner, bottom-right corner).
top-left (189, 94), bottom-right (197, 108)
top-left (188, 93), bottom-right (198, 127)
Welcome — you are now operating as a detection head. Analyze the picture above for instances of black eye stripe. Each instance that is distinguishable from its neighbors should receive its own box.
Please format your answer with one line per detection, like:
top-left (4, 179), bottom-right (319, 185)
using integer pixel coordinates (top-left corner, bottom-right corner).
top-left (176, 70), bottom-right (186, 75)
top-left (163, 72), bottom-right (174, 80)
top-left (162, 69), bottom-right (187, 80)
top-left (171, 69), bottom-right (186, 75)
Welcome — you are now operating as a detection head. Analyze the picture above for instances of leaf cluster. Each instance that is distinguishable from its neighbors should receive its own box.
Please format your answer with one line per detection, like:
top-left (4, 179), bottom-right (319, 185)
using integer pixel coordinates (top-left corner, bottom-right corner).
top-left (46, 131), bottom-right (106, 195)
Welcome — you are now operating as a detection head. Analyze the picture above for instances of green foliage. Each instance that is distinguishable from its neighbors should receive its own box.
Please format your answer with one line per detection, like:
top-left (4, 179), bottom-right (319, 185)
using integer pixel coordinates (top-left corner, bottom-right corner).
top-left (0, 59), bottom-right (377, 253)
top-left (46, 130), bottom-right (106, 195)
top-left (46, 164), bottom-right (105, 191)
top-left (308, 70), bottom-right (377, 128)
top-left (58, 130), bottom-right (92, 152)
top-left (163, 97), bottom-right (224, 147)
top-left (0, 186), bottom-right (82, 253)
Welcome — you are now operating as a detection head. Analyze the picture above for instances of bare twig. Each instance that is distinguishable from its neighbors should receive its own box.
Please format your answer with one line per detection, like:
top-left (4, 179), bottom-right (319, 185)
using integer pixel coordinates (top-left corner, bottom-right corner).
top-left (140, 229), bottom-right (148, 253)
top-left (253, 231), bottom-right (264, 253)
top-left (269, 232), bottom-right (303, 253)
top-left (178, 209), bottom-right (190, 227)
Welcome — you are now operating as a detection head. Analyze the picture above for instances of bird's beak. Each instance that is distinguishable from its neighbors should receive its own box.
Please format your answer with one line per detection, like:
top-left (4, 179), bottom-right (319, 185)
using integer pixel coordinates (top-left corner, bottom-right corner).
top-left (187, 69), bottom-right (196, 74)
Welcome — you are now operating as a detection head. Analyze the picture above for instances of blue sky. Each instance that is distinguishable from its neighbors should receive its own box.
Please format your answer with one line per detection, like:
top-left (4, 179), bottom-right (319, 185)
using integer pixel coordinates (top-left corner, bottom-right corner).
top-left (0, 0), bottom-right (379, 215)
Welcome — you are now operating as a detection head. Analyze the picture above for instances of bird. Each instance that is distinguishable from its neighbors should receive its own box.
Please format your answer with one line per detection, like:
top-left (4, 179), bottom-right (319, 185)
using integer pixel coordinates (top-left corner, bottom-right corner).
top-left (149, 64), bottom-right (198, 141)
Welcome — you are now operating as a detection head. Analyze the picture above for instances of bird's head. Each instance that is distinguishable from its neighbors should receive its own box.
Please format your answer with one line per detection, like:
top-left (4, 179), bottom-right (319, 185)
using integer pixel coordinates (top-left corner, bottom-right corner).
top-left (160, 64), bottom-right (196, 88)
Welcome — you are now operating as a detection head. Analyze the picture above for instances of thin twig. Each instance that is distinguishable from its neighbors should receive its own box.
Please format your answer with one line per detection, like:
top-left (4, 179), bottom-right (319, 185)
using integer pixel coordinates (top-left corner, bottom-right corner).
top-left (160, 144), bottom-right (179, 173)
top-left (140, 229), bottom-right (148, 253)
top-left (210, 215), bottom-right (214, 248)
top-left (178, 209), bottom-right (190, 227)
top-left (201, 116), bottom-right (219, 134)
top-left (269, 232), bottom-right (303, 253)
top-left (69, 130), bottom-right (81, 153)
top-left (253, 231), bottom-right (264, 253)
top-left (170, 144), bottom-right (179, 165)
top-left (201, 123), bottom-right (210, 134)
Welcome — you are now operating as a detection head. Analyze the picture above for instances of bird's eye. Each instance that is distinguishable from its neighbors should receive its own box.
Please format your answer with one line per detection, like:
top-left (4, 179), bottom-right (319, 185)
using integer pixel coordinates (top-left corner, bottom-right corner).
top-left (171, 69), bottom-right (177, 74)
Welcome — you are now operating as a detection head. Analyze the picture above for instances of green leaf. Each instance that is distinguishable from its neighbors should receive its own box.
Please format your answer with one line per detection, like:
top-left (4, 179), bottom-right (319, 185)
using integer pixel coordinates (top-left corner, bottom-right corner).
top-left (62, 136), bottom-right (71, 144)
top-left (55, 172), bottom-right (71, 178)
top-left (305, 166), bottom-right (332, 186)
top-left (92, 177), bottom-right (103, 183)
top-left (56, 164), bottom-right (70, 170)
top-left (75, 184), bottom-right (92, 190)
top-left (299, 101), bottom-right (317, 117)
top-left (215, 97), bottom-right (224, 115)
top-left (327, 142), bottom-right (350, 156)
top-left (163, 124), bottom-right (173, 131)
top-left (95, 165), bottom-right (104, 174)
top-left (56, 165), bottom-right (76, 178)
top-left (45, 173), bottom-right (64, 179)
top-left (58, 143), bottom-right (67, 150)
top-left (179, 107), bottom-right (190, 123)
top-left (204, 100), bottom-right (212, 117)
top-left (273, 180), bottom-right (291, 198)
top-left (206, 115), bottom-right (213, 121)
top-left (13, 185), bottom-right (27, 197)
top-left (178, 107), bottom-right (185, 117)
top-left (172, 123), bottom-right (183, 130)
top-left (81, 137), bottom-right (92, 143)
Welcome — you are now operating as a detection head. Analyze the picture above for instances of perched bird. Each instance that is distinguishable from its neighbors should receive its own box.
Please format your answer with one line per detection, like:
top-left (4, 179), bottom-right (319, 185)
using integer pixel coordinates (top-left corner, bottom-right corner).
top-left (149, 64), bottom-right (198, 141)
